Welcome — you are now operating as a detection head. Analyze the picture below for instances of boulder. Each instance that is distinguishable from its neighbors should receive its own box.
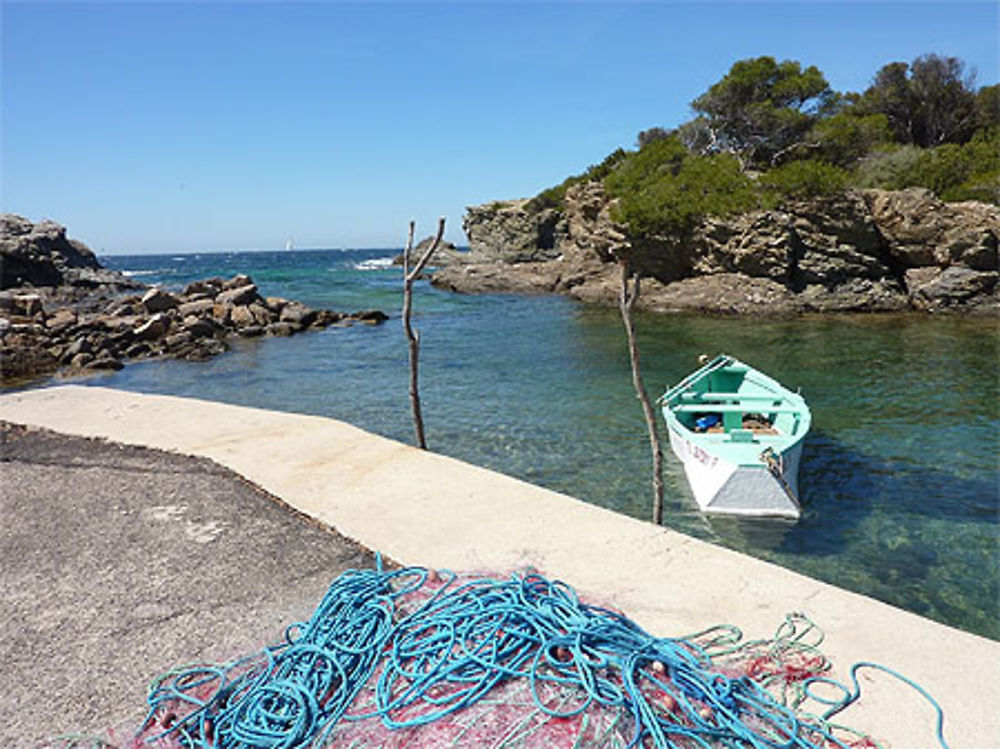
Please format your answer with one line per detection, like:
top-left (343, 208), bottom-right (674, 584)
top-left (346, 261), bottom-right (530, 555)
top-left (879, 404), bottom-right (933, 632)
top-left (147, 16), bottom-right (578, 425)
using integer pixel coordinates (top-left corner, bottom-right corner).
top-left (105, 328), bottom-right (135, 353)
top-left (164, 332), bottom-right (192, 350)
top-left (109, 300), bottom-right (144, 317)
top-left (98, 314), bottom-right (140, 334)
top-left (84, 356), bottom-right (124, 371)
top-left (265, 296), bottom-right (289, 313)
top-left (183, 278), bottom-right (224, 297)
top-left (312, 309), bottom-right (343, 327)
top-left (60, 336), bottom-right (92, 363)
top-left (351, 309), bottom-right (389, 324)
top-left (279, 302), bottom-right (317, 328)
top-left (69, 352), bottom-right (94, 370)
top-left (226, 302), bottom-right (273, 328)
top-left (11, 293), bottom-right (44, 317)
top-left (796, 277), bottom-right (909, 312)
top-left (222, 273), bottom-right (254, 290)
top-left (46, 308), bottom-right (78, 333)
top-left (641, 274), bottom-right (800, 315)
top-left (864, 189), bottom-right (1000, 270)
top-left (0, 255), bottom-right (388, 383)
top-left (181, 316), bottom-right (219, 339)
top-left (907, 267), bottom-right (998, 310)
top-left (178, 298), bottom-right (215, 318)
top-left (0, 214), bottom-right (143, 290)
top-left (125, 342), bottom-right (152, 359)
top-left (432, 260), bottom-right (563, 296)
top-left (230, 305), bottom-right (257, 328)
top-left (216, 284), bottom-right (259, 307)
top-left (133, 313), bottom-right (169, 341)
top-left (248, 302), bottom-right (274, 326)
top-left (0, 328), bottom-right (59, 380)
top-left (185, 339), bottom-right (227, 360)
top-left (141, 287), bottom-right (179, 313)
top-left (212, 302), bottom-right (232, 325)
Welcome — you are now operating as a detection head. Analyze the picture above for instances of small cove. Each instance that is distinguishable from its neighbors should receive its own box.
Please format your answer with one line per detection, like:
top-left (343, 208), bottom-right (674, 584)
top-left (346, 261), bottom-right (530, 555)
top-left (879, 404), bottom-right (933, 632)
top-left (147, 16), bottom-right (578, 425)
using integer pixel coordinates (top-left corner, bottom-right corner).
top-left (76, 249), bottom-right (1000, 640)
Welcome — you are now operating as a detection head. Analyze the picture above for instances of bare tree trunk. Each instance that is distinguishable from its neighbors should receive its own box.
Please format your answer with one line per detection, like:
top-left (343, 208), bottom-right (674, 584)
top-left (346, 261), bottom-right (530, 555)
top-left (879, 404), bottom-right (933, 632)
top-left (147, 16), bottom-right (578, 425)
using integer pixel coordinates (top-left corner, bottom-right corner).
top-left (402, 217), bottom-right (446, 450)
top-left (617, 260), bottom-right (664, 524)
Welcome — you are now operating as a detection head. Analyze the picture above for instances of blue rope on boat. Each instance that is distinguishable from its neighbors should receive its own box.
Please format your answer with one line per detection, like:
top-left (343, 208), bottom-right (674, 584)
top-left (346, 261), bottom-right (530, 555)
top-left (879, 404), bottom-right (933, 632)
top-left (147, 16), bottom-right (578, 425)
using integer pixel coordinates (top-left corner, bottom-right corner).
top-left (140, 561), bottom-right (952, 749)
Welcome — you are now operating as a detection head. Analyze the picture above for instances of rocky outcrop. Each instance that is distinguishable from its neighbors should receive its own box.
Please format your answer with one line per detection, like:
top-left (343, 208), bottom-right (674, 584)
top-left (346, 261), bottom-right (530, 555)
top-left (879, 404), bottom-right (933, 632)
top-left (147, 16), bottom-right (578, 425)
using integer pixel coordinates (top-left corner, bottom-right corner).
top-left (0, 216), bottom-right (390, 384)
top-left (0, 214), bottom-right (142, 291)
top-left (440, 186), bottom-right (998, 314)
top-left (461, 200), bottom-right (566, 263)
top-left (0, 273), bottom-right (389, 384)
top-left (864, 189), bottom-right (999, 270)
top-left (391, 237), bottom-right (469, 268)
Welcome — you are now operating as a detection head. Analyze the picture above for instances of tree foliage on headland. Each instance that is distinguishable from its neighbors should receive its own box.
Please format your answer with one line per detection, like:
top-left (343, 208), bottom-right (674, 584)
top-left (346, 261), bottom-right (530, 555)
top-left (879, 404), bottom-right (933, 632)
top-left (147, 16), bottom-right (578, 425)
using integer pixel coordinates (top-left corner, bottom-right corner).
top-left (533, 53), bottom-right (998, 240)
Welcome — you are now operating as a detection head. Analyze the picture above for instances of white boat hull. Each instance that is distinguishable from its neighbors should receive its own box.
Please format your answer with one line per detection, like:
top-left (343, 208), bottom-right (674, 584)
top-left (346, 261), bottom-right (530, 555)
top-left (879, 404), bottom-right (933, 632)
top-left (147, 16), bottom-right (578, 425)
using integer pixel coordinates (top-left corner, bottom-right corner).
top-left (667, 425), bottom-right (802, 518)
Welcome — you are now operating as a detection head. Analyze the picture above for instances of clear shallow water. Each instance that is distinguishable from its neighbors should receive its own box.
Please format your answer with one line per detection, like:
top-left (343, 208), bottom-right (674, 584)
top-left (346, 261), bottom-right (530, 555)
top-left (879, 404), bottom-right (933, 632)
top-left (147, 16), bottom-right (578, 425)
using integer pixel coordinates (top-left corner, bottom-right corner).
top-left (71, 250), bottom-right (1000, 638)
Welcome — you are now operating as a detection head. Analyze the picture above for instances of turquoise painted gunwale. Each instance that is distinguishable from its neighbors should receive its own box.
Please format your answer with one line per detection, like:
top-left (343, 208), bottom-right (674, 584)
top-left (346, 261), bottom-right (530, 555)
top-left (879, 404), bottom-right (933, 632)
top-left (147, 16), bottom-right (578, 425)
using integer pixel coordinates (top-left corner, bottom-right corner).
top-left (659, 355), bottom-right (811, 467)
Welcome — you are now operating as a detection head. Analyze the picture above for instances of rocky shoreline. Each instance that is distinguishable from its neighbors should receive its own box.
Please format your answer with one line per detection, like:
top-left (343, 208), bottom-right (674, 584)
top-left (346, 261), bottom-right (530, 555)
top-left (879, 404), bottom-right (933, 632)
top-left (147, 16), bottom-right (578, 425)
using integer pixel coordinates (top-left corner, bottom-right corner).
top-left (1, 215), bottom-right (388, 385)
top-left (436, 186), bottom-right (999, 315)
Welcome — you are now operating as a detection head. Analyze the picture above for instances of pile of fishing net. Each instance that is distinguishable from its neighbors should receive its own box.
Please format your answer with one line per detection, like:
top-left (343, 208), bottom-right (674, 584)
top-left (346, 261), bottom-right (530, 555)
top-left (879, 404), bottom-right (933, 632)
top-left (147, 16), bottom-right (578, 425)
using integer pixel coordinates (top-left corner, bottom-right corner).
top-left (54, 563), bottom-right (947, 748)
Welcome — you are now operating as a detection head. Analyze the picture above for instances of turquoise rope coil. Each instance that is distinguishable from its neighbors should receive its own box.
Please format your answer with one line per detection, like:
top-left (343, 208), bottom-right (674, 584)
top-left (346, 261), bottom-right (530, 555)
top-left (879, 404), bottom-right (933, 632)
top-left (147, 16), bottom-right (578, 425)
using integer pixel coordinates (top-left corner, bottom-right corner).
top-left (139, 563), bottom-right (951, 749)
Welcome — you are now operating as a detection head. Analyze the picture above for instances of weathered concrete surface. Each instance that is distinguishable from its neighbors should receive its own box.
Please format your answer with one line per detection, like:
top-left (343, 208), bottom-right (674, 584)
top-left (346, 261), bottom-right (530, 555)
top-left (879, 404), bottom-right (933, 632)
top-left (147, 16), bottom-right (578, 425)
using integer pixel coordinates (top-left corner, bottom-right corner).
top-left (0, 420), bottom-right (372, 747)
top-left (0, 385), bottom-right (996, 749)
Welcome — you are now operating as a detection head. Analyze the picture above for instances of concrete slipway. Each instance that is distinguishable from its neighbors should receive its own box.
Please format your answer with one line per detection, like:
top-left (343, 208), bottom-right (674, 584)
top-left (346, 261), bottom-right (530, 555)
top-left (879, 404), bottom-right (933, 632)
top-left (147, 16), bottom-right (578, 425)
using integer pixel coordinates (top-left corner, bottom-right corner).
top-left (0, 384), bottom-right (996, 748)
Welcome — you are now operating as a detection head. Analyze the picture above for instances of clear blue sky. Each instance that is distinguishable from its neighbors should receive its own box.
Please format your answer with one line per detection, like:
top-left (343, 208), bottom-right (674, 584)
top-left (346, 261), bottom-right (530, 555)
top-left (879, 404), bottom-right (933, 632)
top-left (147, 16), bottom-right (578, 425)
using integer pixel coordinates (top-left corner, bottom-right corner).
top-left (2, 1), bottom-right (997, 254)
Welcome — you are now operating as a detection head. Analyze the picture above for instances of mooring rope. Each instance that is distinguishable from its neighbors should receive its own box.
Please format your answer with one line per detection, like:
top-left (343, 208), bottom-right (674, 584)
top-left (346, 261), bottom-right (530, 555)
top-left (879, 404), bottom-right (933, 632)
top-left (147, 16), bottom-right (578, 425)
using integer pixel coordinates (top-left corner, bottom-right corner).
top-left (134, 561), bottom-right (951, 749)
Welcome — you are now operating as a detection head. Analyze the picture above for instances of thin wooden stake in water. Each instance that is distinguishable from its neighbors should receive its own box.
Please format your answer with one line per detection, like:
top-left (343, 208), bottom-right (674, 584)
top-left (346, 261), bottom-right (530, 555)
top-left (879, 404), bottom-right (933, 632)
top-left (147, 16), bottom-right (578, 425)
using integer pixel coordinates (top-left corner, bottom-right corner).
top-left (402, 217), bottom-right (445, 449)
top-left (618, 260), bottom-right (664, 524)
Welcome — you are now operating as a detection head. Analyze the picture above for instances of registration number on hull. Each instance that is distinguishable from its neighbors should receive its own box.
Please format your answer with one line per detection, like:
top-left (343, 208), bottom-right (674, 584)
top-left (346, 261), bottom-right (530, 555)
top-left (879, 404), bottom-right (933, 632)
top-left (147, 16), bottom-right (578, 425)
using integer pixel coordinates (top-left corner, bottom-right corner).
top-left (671, 429), bottom-right (718, 469)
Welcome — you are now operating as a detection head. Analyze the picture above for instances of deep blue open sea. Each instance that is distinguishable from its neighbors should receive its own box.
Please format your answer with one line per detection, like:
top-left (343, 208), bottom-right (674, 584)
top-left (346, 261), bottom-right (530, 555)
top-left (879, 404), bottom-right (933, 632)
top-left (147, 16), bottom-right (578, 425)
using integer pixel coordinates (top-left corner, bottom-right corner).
top-left (71, 249), bottom-right (999, 639)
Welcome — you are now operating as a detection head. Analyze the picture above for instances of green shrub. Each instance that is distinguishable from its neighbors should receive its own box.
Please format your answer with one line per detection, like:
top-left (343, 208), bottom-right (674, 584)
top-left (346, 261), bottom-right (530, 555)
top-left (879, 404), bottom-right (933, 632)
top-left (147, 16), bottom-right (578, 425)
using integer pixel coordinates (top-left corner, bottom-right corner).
top-left (526, 56), bottom-right (998, 233)
top-left (902, 144), bottom-right (976, 195)
top-left (605, 138), bottom-right (757, 237)
top-left (528, 181), bottom-right (576, 212)
top-left (807, 112), bottom-right (892, 167)
top-left (527, 148), bottom-right (629, 212)
top-left (942, 170), bottom-right (1000, 203)
top-left (850, 128), bottom-right (999, 203)
top-left (852, 145), bottom-right (924, 189)
top-left (759, 160), bottom-right (850, 201)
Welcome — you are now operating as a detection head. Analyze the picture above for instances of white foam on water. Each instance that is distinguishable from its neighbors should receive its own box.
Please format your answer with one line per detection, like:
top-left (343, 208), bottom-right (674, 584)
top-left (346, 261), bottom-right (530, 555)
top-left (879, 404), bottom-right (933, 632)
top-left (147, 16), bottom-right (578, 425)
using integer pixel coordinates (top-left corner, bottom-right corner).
top-left (353, 257), bottom-right (395, 271)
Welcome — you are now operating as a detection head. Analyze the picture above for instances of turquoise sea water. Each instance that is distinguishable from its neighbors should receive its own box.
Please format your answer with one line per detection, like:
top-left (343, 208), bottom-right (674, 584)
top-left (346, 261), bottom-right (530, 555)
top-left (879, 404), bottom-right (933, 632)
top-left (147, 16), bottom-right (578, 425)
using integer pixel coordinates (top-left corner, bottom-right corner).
top-left (73, 249), bottom-right (1000, 639)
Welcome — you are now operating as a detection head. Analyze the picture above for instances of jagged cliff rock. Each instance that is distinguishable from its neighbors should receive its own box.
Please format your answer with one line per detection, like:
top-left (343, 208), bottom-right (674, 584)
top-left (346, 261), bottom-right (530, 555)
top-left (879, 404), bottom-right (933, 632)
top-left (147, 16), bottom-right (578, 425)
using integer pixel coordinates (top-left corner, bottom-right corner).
top-left (0, 214), bottom-right (141, 291)
top-left (461, 200), bottom-right (566, 263)
top-left (438, 186), bottom-right (998, 314)
top-left (864, 189), bottom-right (999, 270)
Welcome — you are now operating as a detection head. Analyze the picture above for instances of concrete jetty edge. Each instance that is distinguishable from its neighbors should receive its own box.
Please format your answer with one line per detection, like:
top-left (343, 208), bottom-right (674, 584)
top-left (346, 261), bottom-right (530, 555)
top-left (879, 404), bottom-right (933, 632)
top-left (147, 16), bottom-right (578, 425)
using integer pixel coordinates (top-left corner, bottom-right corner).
top-left (1, 384), bottom-right (995, 748)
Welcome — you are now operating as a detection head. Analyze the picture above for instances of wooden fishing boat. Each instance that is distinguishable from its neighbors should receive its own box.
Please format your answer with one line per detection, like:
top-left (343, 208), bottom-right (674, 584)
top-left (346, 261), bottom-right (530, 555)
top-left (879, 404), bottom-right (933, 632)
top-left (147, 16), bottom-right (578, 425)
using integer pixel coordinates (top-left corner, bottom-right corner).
top-left (659, 355), bottom-right (810, 519)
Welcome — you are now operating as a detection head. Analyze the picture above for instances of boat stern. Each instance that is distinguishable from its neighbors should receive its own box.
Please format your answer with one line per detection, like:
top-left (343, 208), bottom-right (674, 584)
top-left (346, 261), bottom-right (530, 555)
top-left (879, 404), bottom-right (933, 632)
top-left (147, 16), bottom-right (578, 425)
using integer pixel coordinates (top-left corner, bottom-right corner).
top-left (666, 425), bottom-right (803, 519)
top-left (703, 461), bottom-right (802, 518)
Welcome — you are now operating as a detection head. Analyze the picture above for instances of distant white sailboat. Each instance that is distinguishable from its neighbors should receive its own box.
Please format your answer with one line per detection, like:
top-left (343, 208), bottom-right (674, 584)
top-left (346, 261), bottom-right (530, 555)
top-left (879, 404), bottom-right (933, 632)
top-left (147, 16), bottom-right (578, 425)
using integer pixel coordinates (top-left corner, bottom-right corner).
top-left (285, 237), bottom-right (294, 251)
